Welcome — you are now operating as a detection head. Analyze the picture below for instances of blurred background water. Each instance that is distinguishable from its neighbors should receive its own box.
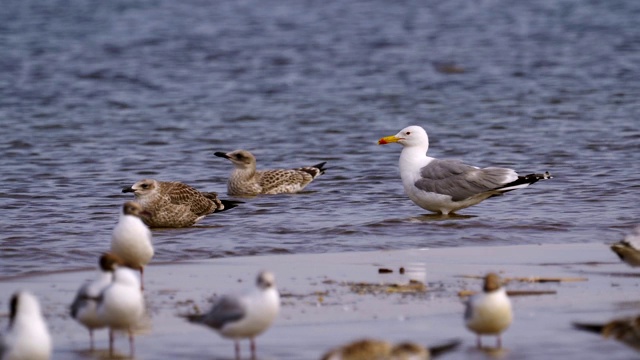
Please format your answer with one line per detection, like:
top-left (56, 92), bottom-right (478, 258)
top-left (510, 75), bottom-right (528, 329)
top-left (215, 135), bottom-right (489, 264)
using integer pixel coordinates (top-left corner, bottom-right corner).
top-left (1, 0), bottom-right (639, 277)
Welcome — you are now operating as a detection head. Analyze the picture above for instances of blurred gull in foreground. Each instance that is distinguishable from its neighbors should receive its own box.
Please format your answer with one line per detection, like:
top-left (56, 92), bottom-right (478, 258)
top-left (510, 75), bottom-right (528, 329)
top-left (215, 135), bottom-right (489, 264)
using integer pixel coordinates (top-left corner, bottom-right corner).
top-left (215, 149), bottom-right (327, 196)
top-left (464, 273), bottom-right (513, 349)
top-left (0, 291), bottom-right (52, 360)
top-left (378, 125), bottom-right (551, 215)
top-left (574, 315), bottom-right (640, 352)
top-left (70, 253), bottom-right (122, 350)
top-left (97, 267), bottom-right (145, 357)
top-left (111, 201), bottom-right (154, 289)
top-left (184, 271), bottom-right (280, 359)
top-left (122, 178), bottom-right (241, 228)
top-left (610, 226), bottom-right (640, 267)
top-left (320, 338), bottom-right (460, 360)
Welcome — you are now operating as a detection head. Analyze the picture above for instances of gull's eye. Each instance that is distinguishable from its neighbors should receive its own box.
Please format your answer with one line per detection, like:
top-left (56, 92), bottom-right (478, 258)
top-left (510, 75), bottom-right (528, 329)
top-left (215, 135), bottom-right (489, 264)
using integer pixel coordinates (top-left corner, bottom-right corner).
top-left (141, 184), bottom-right (149, 189)
top-left (406, 131), bottom-right (411, 135)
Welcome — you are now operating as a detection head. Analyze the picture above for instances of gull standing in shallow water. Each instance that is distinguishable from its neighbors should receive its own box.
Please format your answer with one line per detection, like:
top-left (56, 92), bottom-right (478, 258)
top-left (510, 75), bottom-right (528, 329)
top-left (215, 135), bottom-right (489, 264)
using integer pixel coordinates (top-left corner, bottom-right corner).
top-left (122, 178), bottom-right (241, 228)
top-left (70, 253), bottom-right (122, 351)
top-left (464, 273), bottom-right (513, 349)
top-left (610, 226), bottom-right (640, 268)
top-left (320, 338), bottom-right (460, 360)
top-left (0, 291), bottom-right (52, 360)
top-left (184, 271), bottom-right (280, 359)
top-left (111, 201), bottom-right (154, 289)
top-left (97, 267), bottom-right (145, 358)
top-left (214, 149), bottom-right (327, 196)
top-left (378, 125), bottom-right (551, 215)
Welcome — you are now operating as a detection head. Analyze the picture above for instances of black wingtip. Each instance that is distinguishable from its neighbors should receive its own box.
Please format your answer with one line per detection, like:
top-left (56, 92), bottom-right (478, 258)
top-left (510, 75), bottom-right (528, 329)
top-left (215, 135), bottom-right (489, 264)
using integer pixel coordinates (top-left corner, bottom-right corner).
top-left (312, 161), bottom-right (328, 174)
top-left (573, 322), bottom-right (605, 334)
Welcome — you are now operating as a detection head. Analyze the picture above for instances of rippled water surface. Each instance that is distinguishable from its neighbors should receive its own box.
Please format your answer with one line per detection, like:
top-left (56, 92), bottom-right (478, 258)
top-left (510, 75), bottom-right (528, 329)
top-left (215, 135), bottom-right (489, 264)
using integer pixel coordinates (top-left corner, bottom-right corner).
top-left (1, 0), bottom-right (639, 277)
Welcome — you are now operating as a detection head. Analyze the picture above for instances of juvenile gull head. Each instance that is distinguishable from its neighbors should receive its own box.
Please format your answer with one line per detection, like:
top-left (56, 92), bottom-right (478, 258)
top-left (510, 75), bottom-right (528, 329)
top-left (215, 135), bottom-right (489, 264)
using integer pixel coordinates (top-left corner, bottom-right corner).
top-left (122, 178), bottom-right (241, 228)
top-left (378, 125), bottom-right (552, 215)
top-left (610, 226), bottom-right (640, 268)
top-left (215, 149), bottom-right (327, 196)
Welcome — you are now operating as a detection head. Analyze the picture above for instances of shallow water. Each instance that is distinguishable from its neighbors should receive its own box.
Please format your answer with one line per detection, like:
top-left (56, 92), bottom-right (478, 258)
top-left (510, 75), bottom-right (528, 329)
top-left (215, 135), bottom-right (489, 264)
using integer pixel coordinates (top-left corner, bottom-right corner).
top-left (1, 0), bottom-right (640, 277)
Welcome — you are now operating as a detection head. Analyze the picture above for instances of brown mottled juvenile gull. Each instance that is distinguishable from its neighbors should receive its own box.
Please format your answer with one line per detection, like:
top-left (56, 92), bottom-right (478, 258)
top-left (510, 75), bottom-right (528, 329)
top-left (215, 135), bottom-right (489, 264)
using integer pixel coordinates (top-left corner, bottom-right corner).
top-left (574, 314), bottom-right (640, 352)
top-left (122, 179), bottom-right (241, 228)
top-left (378, 125), bottom-right (552, 215)
top-left (320, 338), bottom-right (460, 360)
top-left (610, 226), bottom-right (640, 268)
top-left (214, 149), bottom-right (327, 196)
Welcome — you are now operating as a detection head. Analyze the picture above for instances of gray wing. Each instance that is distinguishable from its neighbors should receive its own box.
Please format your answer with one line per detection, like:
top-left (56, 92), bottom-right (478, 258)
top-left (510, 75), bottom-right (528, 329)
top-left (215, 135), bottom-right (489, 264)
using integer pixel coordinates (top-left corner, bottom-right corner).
top-left (70, 282), bottom-right (93, 318)
top-left (463, 296), bottom-right (474, 321)
top-left (201, 295), bottom-right (247, 329)
top-left (416, 159), bottom-right (514, 201)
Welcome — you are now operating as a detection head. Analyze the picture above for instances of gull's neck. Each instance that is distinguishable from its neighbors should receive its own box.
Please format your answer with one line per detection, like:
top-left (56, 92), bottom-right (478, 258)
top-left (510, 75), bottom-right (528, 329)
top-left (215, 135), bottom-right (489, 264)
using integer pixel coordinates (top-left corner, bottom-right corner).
top-left (399, 144), bottom-right (431, 174)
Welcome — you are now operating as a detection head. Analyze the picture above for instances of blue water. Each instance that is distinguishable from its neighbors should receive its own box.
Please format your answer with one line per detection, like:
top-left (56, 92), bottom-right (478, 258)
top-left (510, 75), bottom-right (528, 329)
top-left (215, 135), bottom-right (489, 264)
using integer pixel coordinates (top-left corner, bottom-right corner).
top-left (1, 0), bottom-right (639, 277)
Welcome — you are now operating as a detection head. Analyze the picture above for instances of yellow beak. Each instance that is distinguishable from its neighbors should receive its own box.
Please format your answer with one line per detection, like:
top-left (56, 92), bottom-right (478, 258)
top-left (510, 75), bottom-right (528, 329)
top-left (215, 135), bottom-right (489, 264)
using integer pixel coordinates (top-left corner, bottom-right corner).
top-left (378, 135), bottom-right (400, 145)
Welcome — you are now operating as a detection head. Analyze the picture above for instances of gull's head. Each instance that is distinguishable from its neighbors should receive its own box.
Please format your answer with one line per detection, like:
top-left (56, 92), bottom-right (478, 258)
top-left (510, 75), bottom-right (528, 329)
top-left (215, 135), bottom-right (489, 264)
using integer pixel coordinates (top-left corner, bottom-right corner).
top-left (122, 178), bottom-right (159, 198)
top-left (120, 201), bottom-right (148, 219)
top-left (9, 291), bottom-right (42, 327)
top-left (378, 125), bottom-right (429, 148)
top-left (99, 252), bottom-right (124, 272)
top-left (256, 271), bottom-right (276, 290)
top-left (483, 272), bottom-right (504, 293)
top-left (215, 150), bottom-right (256, 170)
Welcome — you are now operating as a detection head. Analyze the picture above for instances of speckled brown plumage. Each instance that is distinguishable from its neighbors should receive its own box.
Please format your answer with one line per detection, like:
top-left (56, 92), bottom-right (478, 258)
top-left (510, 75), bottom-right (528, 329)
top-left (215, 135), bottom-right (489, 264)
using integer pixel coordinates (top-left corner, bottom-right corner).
top-left (214, 150), bottom-right (327, 196)
top-left (122, 179), bottom-right (240, 228)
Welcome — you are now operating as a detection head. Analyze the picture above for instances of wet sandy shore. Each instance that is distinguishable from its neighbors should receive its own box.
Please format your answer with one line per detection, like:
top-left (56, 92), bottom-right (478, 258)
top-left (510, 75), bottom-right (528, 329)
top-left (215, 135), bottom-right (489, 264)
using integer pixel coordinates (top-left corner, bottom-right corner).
top-left (1, 242), bottom-right (639, 360)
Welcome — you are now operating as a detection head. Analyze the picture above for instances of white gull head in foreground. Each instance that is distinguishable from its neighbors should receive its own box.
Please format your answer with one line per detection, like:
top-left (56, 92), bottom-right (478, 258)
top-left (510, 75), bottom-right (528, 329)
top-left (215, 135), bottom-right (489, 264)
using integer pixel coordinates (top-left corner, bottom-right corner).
top-left (0, 291), bottom-right (52, 360)
top-left (184, 271), bottom-right (280, 359)
top-left (378, 125), bottom-right (551, 215)
top-left (610, 226), bottom-right (640, 268)
top-left (464, 273), bottom-right (513, 349)
top-left (214, 149), bottom-right (327, 196)
top-left (70, 252), bottom-right (123, 351)
top-left (111, 201), bottom-right (154, 289)
top-left (320, 338), bottom-right (460, 360)
top-left (122, 178), bottom-right (241, 228)
top-left (97, 267), bottom-right (145, 358)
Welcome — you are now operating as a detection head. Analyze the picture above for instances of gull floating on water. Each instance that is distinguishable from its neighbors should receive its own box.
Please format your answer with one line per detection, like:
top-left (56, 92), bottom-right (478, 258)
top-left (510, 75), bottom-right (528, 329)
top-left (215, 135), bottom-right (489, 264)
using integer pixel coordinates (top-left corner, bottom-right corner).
top-left (184, 271), bottom-right (280, 359)
top-left (320, 338), bottom-right (460, 360)
top-left (574, 315), bottom-right (640, 352)
top-left (214, 149), bottom-right (327, 196)
top-left (111, 201), bottom-right (154, 289)
top-left (97, 267), bottom-right (145, 358)
top-left (0, 291), bottom-right (52, 360)
top-left (122, 178), bottom-right (241, 228)
top-left (464, 273), bottom-right (513, 349)
top-left (378, 126), bottom-right (551, 214)
top-left (610, 226), bottom-right (640, 268)
top-left (70, 253), bottom-right (122, 351)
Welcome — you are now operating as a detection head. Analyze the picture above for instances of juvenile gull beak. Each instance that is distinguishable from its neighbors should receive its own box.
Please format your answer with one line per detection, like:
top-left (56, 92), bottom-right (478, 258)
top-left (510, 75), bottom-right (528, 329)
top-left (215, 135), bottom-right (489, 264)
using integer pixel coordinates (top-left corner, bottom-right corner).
top-left (214, 151), bottom-right (231, 159)
top-left (122, 186), bottom-right (135, 193)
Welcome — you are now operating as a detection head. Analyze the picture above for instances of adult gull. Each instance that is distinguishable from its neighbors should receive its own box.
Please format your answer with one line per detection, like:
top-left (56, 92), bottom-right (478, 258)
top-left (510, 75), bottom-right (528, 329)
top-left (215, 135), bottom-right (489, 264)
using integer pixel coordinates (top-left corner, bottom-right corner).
top-left (378, 125), bottom-right (551, 214)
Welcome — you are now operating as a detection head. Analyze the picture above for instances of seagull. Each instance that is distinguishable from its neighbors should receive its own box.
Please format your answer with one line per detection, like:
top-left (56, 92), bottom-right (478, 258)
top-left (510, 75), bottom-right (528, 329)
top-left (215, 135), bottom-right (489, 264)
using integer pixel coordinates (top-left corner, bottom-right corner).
top-left (378, 125), bottom-right (551, 214)
top-left (321, 338), bottom-right (460, 360)
top-left (97, 267), bottom-right (145, 358)
top-left (111, 201), bottom-right (154, 289)
top-left (70, 253), bottom-right (123, 351)
top-left (610, 226), bottom-right (640, 267)
top-left (0, 291), bottom-right (52, 360)
top-left (183, 271), bottom-right (280, 359)
top-left (574, 315), bottom-right (640, 351)
top-left (122, 178), bottom-right (241, 228)
top-left (464, 273), bottom-right (513, 349)
top-left (214, 149), bottom-right (327, 196)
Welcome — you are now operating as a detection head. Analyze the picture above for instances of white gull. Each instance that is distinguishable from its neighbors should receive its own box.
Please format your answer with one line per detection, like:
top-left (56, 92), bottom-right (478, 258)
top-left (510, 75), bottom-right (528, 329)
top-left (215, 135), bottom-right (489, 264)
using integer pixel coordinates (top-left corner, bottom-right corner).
top-left (378, 125), bottom-right (551, 214)
top-left (0, 291), bottom-right (52, 360)
top-left (464, 273), bottom-right (513, 349)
